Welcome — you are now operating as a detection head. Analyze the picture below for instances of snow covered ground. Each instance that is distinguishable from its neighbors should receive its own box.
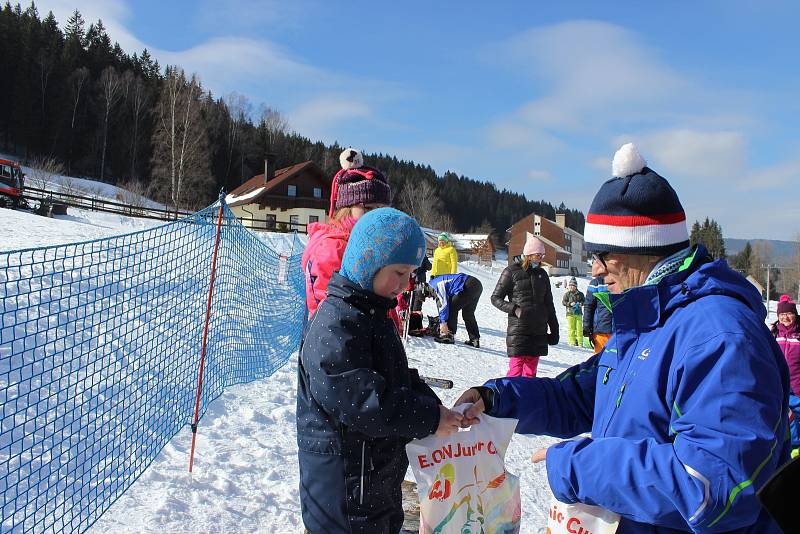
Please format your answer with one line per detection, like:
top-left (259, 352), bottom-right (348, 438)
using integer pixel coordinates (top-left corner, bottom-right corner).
top-left (1, 152), bottom-right (164, 209)
top-left (4, 201), bottom-right (788, 533)
top-left (88, 260), bottom-right (590, 534)
top-left (3, 203), bottom-right (597, 533)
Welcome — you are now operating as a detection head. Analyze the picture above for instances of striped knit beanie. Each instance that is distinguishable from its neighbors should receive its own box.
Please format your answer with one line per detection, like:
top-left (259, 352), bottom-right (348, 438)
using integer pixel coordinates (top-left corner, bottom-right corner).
top-left (584, 143), bottom-right (689, 256)
top-left (328, 148), bottom-right (391, 217)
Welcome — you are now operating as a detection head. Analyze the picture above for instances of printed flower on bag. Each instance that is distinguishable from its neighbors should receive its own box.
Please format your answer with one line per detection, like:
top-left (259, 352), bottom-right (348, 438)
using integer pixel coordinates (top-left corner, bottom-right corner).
top-left (428, 464), bottom-right (455, 501)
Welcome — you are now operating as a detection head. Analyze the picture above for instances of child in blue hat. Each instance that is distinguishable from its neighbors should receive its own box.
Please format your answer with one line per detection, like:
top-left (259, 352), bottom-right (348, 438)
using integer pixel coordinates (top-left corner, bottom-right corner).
top-left (296, 207), bottom-right (463, 534)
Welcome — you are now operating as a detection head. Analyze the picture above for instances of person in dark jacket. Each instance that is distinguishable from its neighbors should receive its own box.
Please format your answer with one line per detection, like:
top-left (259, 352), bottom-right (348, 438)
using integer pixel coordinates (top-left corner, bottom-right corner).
top-left (296, 208), bottom-right (463, 534)
top-left (411, 255), bottom-right (432, 312)
top-left (491, 233), bottom-right (559, 377)
top-left (428, 272), bottom-right (483, 347)
top-left (583, 276), bottom-right (613, 353)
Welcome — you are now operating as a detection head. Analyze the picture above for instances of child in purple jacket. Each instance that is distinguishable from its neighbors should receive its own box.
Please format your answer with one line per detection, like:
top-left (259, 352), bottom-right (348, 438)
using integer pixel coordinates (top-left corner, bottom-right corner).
top-left (773, 294), bottom-right (800, 451)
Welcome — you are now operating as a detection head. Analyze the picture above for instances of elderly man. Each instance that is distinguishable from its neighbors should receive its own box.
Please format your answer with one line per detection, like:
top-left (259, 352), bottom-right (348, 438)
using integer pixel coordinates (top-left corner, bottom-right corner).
top-left (456, 143), bottom-right (790, 533)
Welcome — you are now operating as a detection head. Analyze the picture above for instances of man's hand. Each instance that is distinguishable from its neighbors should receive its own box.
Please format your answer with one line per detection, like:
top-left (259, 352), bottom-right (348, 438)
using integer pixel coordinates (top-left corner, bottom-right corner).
top-left (439, 323), bottom-right (450, 335)
top-left (435, 406), bottom-right (464, 437)
top-left (453, 389), bottom-right (485, 426)
top-left (514, 307), bottom-right (523, 318)
top-left (531, 447), bottom-right (548, 463)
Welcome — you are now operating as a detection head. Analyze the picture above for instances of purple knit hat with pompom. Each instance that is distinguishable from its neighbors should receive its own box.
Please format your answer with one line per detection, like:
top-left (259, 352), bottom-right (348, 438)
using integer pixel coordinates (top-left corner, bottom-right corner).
top-left (777, 295), bottom-right (797, 315)
top-left (329, 148), bottom-right (391, 216)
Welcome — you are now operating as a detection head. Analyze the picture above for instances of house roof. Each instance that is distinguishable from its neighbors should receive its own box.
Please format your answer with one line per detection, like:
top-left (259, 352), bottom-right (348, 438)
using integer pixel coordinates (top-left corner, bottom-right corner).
top-left (225, 161), bottom-right (325, 207)
top-left (420, 228), bottom-right (492, 252)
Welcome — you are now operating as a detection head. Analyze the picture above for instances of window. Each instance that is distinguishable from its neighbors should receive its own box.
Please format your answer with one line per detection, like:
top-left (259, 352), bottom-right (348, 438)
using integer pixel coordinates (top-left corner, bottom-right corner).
top-left (265, 214), bottom-right (276, 229)
top-left (290, 215), bottom-right (299, 229)
top-left (309, 215), bottom-right (319, 224)
top-left (287, 185), bottom-right (297, 197)
top-left (313, 187), bottom-right (322, 198)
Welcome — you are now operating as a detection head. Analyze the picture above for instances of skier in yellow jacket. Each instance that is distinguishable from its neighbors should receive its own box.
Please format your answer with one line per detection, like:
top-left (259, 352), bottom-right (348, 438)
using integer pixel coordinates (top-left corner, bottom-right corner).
top-left (431, 233), bottom-right (458, 277)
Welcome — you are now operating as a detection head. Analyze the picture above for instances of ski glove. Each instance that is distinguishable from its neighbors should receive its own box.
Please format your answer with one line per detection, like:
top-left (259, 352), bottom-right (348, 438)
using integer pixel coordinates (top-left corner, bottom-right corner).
top-left (547, 331), bottom-right (559, 345)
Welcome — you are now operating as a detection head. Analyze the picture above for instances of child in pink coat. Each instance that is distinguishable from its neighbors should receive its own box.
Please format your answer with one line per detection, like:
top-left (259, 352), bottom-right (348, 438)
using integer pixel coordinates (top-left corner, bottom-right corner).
top-left (301, 148), bottom-right (392, 317)
top-left (773, 294), bottom-right (800, 450)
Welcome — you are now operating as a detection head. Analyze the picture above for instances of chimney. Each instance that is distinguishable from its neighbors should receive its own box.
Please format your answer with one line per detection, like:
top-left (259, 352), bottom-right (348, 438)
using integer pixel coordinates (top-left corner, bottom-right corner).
top-left (555, 213), bottom-right (566, 228)
top-left (264, 153), bottom-right (277, 183)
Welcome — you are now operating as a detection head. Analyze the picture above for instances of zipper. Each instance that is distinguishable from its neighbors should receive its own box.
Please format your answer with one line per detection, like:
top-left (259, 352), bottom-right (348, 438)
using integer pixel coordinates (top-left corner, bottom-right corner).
top-left (616, 383), bottom-right (627, 407)
top-left (602, 367), bottom-right (612, 384)
top-left (359, 441), bottom-right (366, 505)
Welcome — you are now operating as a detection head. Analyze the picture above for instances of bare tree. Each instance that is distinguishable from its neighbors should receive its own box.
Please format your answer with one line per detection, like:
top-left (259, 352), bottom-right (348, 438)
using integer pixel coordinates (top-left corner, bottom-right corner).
top-left (259, 105), bottom-right (289, 153)
top-left (27, 155), bottom-right (64, 191)
top-left (116, 178), bottom-right (150, 211)
top-left (37, 51), bottom-right (54, 118)
top-left (125, 73), bottom-right (150, 182)
top-left (398, 180), bottom-right (454, 231)
top-left (98, 66), bottom-right (123, 181)
top-left (66, 67), bottom-right (89, 174)
top-left (150, 67), bottom-right (211, 209)
top-left (68, 67), bottom-right (89, 130)
top-left (222, 92), bottom-right (250, 181)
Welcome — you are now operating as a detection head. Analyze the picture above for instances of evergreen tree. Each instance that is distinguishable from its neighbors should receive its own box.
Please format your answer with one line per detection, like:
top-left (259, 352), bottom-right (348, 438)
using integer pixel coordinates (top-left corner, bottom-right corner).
top-left (730, 242), bottom-right (753, 274)
top-left (0, 5), bottom-right (587, 231)
top-left (690, 218), bottom-right (726, 259)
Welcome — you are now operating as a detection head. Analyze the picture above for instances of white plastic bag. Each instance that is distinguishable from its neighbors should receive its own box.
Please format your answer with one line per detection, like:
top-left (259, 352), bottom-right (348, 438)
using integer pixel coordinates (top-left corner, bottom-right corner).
top-left (406, 406), bottom-right (520, 534)
top-left (546, 499), bottom-right (620, 534)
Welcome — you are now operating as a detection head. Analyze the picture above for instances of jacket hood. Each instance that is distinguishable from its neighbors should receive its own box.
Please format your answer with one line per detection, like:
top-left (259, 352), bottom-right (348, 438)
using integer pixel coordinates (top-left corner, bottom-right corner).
top-left (611, 245), bottom-right (766, 327)
top-left (306, 217), bottom-right (356, 242)
top-left (326, 272), bottom-right (397, 312)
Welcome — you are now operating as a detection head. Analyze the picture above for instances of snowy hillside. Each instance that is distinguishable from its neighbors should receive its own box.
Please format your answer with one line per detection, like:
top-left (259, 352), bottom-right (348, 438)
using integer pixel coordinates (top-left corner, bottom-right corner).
top-left (1, 153), bottom-right (164, 210)
top-left (2, 205), bottom-right (594, 534)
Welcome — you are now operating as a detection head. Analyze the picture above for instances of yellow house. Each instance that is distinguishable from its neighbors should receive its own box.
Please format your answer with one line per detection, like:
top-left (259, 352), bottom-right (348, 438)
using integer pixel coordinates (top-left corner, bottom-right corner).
top-left (226, 158), bottom-right (330, 232)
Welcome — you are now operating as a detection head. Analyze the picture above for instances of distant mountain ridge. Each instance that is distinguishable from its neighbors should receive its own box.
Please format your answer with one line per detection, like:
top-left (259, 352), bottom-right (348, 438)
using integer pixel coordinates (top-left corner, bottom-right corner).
top-left (724, 238), bottom-right (798, 265)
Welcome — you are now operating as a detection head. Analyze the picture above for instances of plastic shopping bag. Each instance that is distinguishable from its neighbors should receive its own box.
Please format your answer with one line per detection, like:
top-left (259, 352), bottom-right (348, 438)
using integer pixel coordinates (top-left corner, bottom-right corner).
top-left (546, 498), bottom-right (620, 534)
top-left (406, 406), bottom-right (520, 534)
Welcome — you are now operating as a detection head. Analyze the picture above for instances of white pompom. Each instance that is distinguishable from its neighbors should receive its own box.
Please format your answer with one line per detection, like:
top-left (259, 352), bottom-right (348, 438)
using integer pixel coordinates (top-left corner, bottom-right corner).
top-left (612, 143), bottom-right (647, 178)
top-left (339, 147), bottom-right (363, 170)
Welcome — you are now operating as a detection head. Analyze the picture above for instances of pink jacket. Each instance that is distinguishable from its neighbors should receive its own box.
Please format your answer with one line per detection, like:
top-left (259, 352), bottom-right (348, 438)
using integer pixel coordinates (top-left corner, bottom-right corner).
top-left (301, 218), bottom-right (356, 317)
top-left (775, 321), bottom-right (800, 395)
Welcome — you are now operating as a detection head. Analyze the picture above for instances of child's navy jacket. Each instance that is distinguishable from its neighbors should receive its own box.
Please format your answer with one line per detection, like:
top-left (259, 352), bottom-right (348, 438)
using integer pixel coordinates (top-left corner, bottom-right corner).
top-left (297, 272), bottom-right (440, 533)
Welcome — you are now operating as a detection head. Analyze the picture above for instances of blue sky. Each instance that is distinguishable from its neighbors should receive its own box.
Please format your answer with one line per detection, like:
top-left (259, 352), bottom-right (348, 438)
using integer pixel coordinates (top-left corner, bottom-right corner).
top-left (39, 0), bottom-right (800, 240)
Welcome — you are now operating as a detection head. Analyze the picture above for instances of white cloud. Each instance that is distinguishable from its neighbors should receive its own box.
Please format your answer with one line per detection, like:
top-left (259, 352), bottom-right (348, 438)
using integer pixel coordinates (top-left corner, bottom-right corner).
top-left (288, 97), bottom-right (373, 142)
top-left (487, 120), bottom-right (565, 157)
top-left (527, 169), bottom-right (552, 182)
top-left (741, 159), bottom-right (800, 191)
top-left (488, 20), bottom-right (686, 141)
top-left (611, 129), bottom-right (748, 181)
top-left (158, 38), bottom-right (326, 93)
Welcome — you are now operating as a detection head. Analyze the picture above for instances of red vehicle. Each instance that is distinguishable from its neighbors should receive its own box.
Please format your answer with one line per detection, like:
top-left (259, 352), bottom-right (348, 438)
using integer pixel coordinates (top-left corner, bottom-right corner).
top-left (0, 158), bottom-right (25, 207)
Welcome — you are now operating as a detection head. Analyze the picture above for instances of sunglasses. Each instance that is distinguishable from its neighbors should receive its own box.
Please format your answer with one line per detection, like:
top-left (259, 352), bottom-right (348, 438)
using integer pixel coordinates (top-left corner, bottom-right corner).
top-left (591, 252), bottom-right (610, 268)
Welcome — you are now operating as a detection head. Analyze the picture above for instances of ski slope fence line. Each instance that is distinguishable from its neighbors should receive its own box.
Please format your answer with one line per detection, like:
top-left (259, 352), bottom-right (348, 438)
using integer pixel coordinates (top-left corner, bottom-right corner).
top-left (0, 199), bottom-right (306, 533)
